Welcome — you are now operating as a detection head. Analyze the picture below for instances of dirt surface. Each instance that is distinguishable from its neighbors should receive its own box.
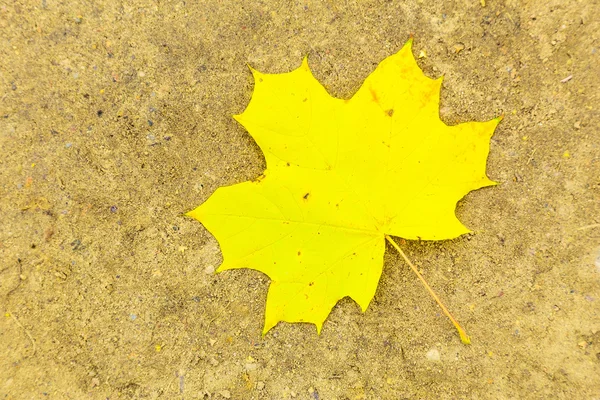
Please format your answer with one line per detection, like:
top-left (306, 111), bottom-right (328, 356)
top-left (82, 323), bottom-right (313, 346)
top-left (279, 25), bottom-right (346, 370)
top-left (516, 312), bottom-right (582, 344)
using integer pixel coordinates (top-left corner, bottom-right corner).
top-left (1, 0), bottom-right (600, 398)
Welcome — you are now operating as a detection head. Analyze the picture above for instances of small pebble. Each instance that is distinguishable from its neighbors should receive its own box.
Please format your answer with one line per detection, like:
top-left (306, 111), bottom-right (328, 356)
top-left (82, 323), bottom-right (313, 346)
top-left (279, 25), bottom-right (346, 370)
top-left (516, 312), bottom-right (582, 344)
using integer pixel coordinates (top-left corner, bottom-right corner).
top-left (110, 205), bottom-right (118, 213)
top-left (256, 381), bottom-right (265, 390)
top-left (245, 363), bottom-right (258, 371)
top-left (219, 390), bottom-right (231, 399)
top-left (204, 265), bottom-right (215, 274)
top-left (426, 348), bottom-right (441, 362)
top-left (560, 75), bottom-right (573, 83)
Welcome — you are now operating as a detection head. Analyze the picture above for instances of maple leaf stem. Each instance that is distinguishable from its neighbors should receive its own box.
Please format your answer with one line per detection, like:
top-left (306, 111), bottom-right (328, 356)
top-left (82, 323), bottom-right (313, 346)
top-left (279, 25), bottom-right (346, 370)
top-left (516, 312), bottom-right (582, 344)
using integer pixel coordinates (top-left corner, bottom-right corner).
top-left (385, 235), bottom-right (471, 345)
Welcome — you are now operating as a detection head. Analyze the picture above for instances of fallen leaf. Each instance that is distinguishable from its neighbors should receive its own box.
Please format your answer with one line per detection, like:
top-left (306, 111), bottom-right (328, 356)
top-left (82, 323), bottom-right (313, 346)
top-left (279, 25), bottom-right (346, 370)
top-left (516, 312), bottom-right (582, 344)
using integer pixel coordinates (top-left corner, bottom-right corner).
top-left (188, 38), bottom-right (500, 334)
top-left (453, 43), bottom-right (465, 54)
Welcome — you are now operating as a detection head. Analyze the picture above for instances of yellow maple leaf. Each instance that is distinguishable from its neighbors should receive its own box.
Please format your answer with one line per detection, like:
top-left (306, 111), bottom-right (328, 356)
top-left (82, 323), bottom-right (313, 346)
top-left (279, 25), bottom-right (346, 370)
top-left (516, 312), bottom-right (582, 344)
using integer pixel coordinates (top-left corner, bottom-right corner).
top-left (188, 38), bottom-right (500, 338)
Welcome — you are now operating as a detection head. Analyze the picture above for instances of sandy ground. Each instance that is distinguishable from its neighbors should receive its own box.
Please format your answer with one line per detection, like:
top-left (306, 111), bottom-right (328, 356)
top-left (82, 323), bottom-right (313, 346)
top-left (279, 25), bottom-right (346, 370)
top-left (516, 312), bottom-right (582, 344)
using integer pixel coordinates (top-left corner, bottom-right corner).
top-left (1, 0), bottom-right (600, 399)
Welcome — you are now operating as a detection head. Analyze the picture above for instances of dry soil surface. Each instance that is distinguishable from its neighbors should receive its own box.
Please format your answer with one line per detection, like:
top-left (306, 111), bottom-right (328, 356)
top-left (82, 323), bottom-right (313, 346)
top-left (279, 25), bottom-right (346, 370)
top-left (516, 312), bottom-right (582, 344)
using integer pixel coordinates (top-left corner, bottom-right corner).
top-left (1, 0), bottom-right (600, 399)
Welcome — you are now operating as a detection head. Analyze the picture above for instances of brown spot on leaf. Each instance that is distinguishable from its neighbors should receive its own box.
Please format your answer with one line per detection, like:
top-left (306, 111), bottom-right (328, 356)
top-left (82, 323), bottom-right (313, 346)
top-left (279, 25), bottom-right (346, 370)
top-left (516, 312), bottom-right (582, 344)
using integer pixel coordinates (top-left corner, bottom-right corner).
top-left (309, 282), bottom-right (314, 286)
top-left (370, 88), bottom-right (379, 103)
top-left (303, 192), bottom-right (310, 200)
top-left (386, 109), bottom-right (394, 117)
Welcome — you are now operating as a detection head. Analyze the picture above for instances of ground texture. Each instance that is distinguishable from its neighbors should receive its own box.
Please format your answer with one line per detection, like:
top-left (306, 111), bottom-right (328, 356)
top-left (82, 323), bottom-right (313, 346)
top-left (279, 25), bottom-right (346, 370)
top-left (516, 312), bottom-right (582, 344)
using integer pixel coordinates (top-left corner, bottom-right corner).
top-left (1, 0), bottom-right (599, 399)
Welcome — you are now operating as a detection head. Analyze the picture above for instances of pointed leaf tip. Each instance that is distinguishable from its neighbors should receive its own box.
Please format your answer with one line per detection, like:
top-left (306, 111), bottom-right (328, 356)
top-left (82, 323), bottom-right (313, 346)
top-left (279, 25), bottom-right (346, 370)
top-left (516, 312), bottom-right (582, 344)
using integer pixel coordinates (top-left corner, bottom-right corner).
top-left (315, 323), bottom-right (323, 335)
top-left (185, 208), bottom-right (201, 220)
top-left (300, 55), bottom-right (311, 73)
top-left (248, 64), bottom-right (264, 80)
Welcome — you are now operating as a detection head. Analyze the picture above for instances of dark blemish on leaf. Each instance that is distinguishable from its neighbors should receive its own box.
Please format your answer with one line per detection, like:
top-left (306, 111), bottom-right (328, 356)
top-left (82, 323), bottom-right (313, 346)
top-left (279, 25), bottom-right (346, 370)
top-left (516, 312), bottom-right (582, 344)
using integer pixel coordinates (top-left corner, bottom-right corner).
top-left (386, 109), bottom-right (394, 117)
top-left (286, 162), bottom-right (290, 166)
top-left (259, 77), bottom-right (264, 82)
top-left (370, 88), bottom-right (379, 103)
top-left (303, 98), bottom-right (308, 102)
top-left (297, 251), bottom-right (301, 256)
top-left (309, 282), bottom-right (314, 286)
top-left (303, 192), bottom-right (310, 200)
